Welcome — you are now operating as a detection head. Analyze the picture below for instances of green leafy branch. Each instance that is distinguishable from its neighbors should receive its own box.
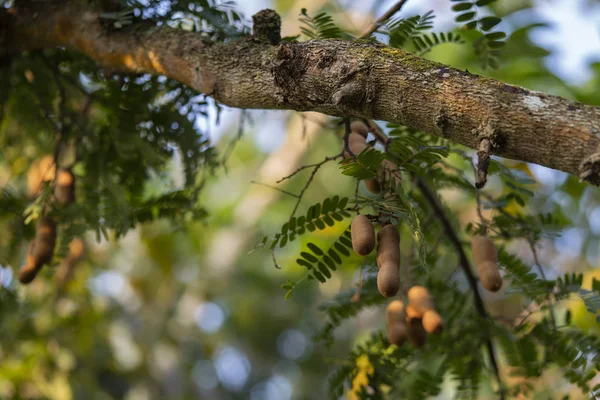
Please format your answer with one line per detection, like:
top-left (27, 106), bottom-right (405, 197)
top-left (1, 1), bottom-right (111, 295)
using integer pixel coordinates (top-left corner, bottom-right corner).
top-left (450, 0), bottom-right (506, 68)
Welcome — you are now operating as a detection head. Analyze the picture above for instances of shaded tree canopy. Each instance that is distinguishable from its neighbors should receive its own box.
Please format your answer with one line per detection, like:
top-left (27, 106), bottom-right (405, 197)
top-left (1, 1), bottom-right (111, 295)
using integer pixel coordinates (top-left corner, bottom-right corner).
top-left (1, 0), bottom-right (600, 399)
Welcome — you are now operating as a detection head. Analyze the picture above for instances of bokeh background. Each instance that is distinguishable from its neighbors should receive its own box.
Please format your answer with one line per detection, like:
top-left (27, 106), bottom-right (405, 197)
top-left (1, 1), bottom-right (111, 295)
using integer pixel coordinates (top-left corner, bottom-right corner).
top-left (1, 0), bottom-right (600, 399)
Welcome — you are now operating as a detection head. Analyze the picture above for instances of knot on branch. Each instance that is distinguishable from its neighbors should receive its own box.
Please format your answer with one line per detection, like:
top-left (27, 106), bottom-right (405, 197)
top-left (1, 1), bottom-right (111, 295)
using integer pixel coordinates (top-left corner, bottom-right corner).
top-left (474, 122), bottom-right (500, 189)
top-left (252, 9), bottom-right (281, 45)
top-left (579, 153), bottom-right (600, 185)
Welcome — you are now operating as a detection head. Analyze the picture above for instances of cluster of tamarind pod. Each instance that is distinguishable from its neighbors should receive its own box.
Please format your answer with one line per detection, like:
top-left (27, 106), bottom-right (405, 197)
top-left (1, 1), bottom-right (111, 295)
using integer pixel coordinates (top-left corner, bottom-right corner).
top-left (347, 119), bottom-right (503, 349)
top-left (345, 121), bottom-right (401, 194)
top-left (350, 214), bottom-right (502, 349)
top-left (386, 286), bottom-right (443, 348)
top-left (351, 215), bottom-right (400, 298)
top-left (18, 156), bottom-right (81, 284)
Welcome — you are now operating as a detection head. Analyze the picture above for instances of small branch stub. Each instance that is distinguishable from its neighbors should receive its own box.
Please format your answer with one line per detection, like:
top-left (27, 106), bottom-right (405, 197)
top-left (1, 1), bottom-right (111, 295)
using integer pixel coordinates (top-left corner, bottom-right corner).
top-left (252, 9), bottom-right (281, 45)
top-left (579, 152), bottom-right (600, 185)
top-left (475, 123), bottom-right (499, 189)
top-left (476, 137), bottom-right (493, 189)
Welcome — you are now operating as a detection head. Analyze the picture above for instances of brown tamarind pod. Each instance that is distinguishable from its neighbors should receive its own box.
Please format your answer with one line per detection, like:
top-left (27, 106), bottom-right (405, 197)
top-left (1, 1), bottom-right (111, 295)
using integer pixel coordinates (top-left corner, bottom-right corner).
top-left (364, 178), bottom-right (381, 194)
top-left (422, 310), bottom-right (444, 334)
top-left (67, 237), bottom-right (85, 263)
top-left (407, 286), bottom-right (434, 315)
top-left (31, 217), bottom-right (57, 267)
top-left (18, 264), bottom-right (41, 284)
top-left (407, 318), bottom-right (428, 348)
top-left (386, 300), bottom-right (407, 346)
top-left (405, 304), bottom-right (422, 322)
top-left (471, 235), bottom-right (503, 292)
top-left (376, 225), bottom-right (400, 297)
top-left (27, 155), bottom-right (55, 198)
top-left (350, 121), bottom-right (369, 138)
top-left (351, 215), bottom-right (375, 256)
top-left (348, 132), bottom-right (368, 156)
top-left (54, 168), bottom-right (75, 205)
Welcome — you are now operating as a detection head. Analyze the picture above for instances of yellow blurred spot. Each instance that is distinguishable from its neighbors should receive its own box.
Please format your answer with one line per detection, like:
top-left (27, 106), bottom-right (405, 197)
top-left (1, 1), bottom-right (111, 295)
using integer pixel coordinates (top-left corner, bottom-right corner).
top-left (348, 354), bottom-right (374, 400)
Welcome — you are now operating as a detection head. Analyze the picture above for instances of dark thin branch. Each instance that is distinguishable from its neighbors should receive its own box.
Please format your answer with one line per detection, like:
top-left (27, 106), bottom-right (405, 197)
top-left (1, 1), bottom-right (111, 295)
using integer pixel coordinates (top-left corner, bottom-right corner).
top-left (359, 0), bottom-right (410, 39)
top-left (415, 178), bottom-right (506, 400)
top-left (528, 240), bottom-right (557, 329)
top-left (365, 119), bottom-right (390, 150)
top-left (289, 156), bottom-right (338, 218)
top-left (276, 153), bottom-right (342, 183)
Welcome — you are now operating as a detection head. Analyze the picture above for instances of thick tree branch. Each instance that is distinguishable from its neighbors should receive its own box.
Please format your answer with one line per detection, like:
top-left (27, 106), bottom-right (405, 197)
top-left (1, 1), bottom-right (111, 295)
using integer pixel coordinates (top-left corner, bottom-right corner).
top-left (3, 3), bottom-right (600, 184)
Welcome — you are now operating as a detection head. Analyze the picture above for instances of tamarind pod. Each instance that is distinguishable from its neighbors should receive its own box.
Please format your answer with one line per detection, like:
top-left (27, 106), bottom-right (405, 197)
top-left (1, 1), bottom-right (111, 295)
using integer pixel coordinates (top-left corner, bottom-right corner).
top-left (32, 217), bottom-right (57, 266)
top-left (18, 264), bottom-right (41, 284)
top-left (348, 132), bottom-right (368, 155)
top-left (471, 235), bottom-right (503, 292)
top-left (376, 225), bottom-right (400, 297)
top-left (422, 310), bottom-right (444, 334)
top-left (27, 155), bottom-right (55, 198)
top-left (376, 225), bottom-right (400, 266)
top-left (386, 300), bottom-right (407, 346)
top-left (67, 238), bottom-right (85, 263)
top-left (350, 121), bottom-right (369, 138)
top-left (478, 261), bottom-right (503, 292)
top-left (377, 264), bottom-right (400, 297)
top-left (36, 216), bottom-right (57, 238)
top-left (407, 286), bottom-right (434, 315)
top-left (364, 178), bottom-right (381, 194)
top-left (405, 304), bottom-right (422, 321)
top-left (351, 215), bottom-right (375, 256)
top-left (407, 318), bottom-right (428, 348)
top-left (54, 168), bottom-right (75, 205)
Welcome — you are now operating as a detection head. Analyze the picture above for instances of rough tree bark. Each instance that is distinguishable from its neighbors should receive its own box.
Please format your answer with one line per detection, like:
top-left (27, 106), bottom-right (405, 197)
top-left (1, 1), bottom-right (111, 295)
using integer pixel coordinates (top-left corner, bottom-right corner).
top-left (2, 2), bottom-right (600, 184)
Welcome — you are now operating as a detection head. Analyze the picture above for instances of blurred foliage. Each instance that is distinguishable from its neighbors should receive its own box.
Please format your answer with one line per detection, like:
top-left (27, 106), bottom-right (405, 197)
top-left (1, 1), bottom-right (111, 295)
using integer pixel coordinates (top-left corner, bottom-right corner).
top-left (1, 0), bottom-right (600, 400)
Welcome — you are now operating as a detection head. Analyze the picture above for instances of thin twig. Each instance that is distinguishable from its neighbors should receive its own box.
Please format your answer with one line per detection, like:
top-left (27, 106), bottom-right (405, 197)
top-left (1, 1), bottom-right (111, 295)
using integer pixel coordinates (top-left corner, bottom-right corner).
top-left (359, 0), bottom-right (410, 39)
top-left (289, 156), bottom-right (340, 218)
top-left (250, 180), bottom-right (299, 198)
top-left (343, 118), bottom-right (354, 157)
top-left (276, 153), bottom-right (342, 184)
top-left (529, 240), bottom-right (557, 329)
top-left (416, 178), bottom-right (506, 400)
top-left (366, 119), bottom-right (391, 150)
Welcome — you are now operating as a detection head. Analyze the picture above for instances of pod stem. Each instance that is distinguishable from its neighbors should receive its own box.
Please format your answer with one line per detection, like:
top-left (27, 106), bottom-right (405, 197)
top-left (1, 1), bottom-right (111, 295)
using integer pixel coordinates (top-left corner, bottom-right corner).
top-left (416, 178), bottom-right (506, 400)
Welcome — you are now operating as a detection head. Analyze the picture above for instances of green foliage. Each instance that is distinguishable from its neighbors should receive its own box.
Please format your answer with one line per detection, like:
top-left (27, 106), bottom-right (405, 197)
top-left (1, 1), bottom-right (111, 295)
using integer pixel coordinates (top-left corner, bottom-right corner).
top-left (259, 196), bottom-right (350, 250)
top-left (315, 272), bottom-right (387, 346)
top-left (450, 0), bottom-right (506, 68)
top-left (339, 148), bottom-right (383, 180)
top-left (296, 227), bottom-right (352, 283)
top-left (385, 11), bottom-right (464, 55)
top-left (299, 8), bottom-right (345, 40)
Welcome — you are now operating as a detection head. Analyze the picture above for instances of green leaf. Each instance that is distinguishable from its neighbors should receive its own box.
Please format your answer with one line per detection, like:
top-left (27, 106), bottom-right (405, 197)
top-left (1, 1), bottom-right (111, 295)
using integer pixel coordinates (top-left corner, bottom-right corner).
top-left (279, 235), bottom-right (288, 248)
top-left (318, 262), bottom-right (332, 278)
top-left (301, 252), bottom-right (318, 263)
top-left (452, 3), bottom-right (473, 11)
top-left (456, 12), bottom-right (476, 22)
top-left (308, 242), bottom-right (324, 256)
top-left (296, 258), bottom-right (313, 269)
top-left (479, 16), bottom-right (501, 31)
top-left (313, 270), bottom-right (326, 282)
top-left (334, 242), bottom-right (350, 257)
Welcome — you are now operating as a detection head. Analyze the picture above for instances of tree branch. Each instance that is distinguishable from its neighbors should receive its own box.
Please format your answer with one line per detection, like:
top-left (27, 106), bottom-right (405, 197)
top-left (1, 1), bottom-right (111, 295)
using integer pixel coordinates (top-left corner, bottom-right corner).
top-left (3, 3), bottom-right (600, 184)
top-left (359, 0), bottom-right (409, 39)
